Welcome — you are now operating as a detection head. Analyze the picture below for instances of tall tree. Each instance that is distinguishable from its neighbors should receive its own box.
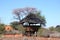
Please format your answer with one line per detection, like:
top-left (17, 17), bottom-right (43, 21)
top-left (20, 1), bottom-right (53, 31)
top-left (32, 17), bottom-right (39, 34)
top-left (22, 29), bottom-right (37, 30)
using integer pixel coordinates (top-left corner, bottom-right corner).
top-left (13, 7), bottom-right (46, 36)
top-left (13, 7), bottom-right (46, 26)
top-left (13, 7), bottom-right (37, 21)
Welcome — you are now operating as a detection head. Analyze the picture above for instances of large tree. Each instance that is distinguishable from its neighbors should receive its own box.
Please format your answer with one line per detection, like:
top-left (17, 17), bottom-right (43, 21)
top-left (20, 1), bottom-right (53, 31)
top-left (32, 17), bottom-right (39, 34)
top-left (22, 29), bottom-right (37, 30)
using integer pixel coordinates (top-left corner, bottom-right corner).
top-left (13, 7), bottom-right (46, 26)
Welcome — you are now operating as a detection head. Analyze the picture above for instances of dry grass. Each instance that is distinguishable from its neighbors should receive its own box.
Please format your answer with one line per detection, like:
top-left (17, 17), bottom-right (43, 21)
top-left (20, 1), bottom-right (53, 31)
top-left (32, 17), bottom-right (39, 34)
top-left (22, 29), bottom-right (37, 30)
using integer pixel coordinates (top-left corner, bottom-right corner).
top-left (0, 35), bottom-right (60, 40)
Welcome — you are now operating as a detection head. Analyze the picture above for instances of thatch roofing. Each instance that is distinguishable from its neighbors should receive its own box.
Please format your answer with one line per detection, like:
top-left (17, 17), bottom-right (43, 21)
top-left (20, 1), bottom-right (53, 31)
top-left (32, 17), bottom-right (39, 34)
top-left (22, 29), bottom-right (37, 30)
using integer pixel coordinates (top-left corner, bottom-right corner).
top-left (20, 13), bottom-right (43, 24)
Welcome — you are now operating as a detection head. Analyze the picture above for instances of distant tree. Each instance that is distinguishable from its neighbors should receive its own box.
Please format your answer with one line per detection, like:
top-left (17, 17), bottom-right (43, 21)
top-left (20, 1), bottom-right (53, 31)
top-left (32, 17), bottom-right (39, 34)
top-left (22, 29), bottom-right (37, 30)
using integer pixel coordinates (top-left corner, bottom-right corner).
top-left (56, 25), bottom-right (60, 28)
top-left (55, 25), bottom-right (60, 32)
top-left (49, 26), bottom-right (55, 31)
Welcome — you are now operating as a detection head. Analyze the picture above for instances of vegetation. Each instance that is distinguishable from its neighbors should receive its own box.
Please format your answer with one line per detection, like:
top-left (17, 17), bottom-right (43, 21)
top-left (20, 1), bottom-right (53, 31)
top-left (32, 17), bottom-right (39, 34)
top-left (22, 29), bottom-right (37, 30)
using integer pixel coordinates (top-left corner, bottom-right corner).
top-left (0, 7), bottom-right (60, 38)
top-left (13, 7), bottom-right (46, 36)
top-left (48, 26), bottom-right (55, 31)
top-left (13, 7), bottom-right (46, 26)
top-left (10, 21), bottom-right (25, 33)
top-left (37, 27), bottom-right (49, 37)
top-left (55, 25), bottom-right (60, 32)
top-left (0, 23), bottom-right (5, 34)
top-left (10, 21), bottom-right (19, 30)
top-left (37, 26), bottom-right (60, 37)
top-left (36, 12), bottom-right (46, 26)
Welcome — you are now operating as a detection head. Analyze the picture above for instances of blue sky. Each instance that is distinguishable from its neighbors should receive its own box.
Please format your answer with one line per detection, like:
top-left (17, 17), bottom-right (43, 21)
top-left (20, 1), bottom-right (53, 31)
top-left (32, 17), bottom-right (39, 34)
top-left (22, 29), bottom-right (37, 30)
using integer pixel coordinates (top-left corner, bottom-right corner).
top-left (0, 0), bottom-right (60, 27)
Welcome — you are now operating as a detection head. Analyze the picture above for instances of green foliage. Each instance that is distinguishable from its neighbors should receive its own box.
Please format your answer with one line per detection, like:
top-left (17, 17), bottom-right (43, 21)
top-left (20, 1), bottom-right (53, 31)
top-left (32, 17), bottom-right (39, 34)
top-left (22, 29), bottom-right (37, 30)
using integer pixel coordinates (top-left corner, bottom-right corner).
top-left (55, 25), bottom-right (60, 32)
top-left (36, 12), bottom-right (46, 26)
top-left (13, 7), bottom-right (46, 26)
top-left (0, 24), bottom-right (5, 34)
top-left (37, 28), bottom-right (49, 37)
top-left (13, 8), bottom-right (46, 36)
top-left (10, 21), bottom-right (25, 32)
top-left (56, 27), bottom-right (60, 32)
top-left (36, 12), bottom-right (46, 36)
top-left (49, 26), bottom-right (55, 31)
top-left (48, 25), bottom-right (60, 32)
top-left (10, 21), bottom-right (19, 29)
top-left (15, 25), bottom-right (25, 32)
top-left (37, 28), bottom-right (44, 36)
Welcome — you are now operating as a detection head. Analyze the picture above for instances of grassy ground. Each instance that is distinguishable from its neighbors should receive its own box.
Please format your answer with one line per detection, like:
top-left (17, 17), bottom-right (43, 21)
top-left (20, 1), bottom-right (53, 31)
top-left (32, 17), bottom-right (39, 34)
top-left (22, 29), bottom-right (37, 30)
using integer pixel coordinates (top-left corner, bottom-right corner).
top-left (0, 34), bottom-right (4, 38)
top-left (1, 36), bottom-right (60, 40)
top-left (0, 34), bottom-right (60, 40)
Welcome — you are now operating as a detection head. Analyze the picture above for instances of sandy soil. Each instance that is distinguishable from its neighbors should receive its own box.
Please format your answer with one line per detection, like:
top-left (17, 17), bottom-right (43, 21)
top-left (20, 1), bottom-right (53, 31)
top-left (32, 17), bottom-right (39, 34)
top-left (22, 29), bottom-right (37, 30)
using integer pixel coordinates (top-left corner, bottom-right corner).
top-left (0, 37), bottom-right (60, 40)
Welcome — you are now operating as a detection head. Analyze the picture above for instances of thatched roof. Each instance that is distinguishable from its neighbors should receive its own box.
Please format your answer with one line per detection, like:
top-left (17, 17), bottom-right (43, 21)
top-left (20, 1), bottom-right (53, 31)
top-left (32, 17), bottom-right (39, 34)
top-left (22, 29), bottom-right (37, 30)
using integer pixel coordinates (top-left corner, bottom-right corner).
top-left (20, 13), bottom-right (43, 24)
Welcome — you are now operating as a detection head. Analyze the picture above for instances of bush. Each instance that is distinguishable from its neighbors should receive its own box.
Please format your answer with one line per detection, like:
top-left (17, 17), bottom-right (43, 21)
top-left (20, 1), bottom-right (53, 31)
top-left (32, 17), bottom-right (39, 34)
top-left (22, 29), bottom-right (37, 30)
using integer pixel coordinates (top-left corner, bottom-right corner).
top-left (0, 24), bottom-right (5, 34)
top-left (37, 28), bottom-right (50, 37)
